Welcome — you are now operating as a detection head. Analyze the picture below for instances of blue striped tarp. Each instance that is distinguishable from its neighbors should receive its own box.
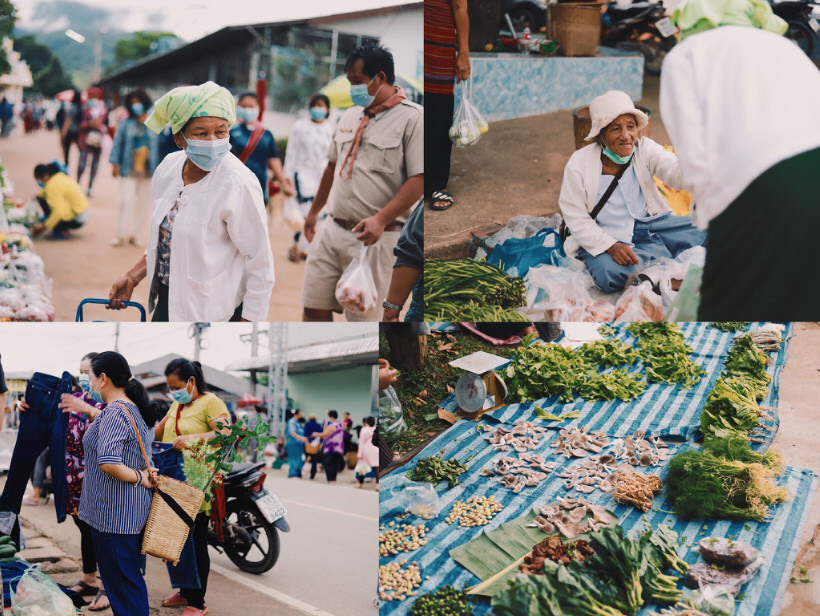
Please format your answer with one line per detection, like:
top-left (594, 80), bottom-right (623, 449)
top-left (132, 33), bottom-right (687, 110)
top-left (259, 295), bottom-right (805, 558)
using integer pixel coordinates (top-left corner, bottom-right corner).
top-left (380, 322), bottom-right (809, 616)
top-left (436, 323), bottom-right (792, 450)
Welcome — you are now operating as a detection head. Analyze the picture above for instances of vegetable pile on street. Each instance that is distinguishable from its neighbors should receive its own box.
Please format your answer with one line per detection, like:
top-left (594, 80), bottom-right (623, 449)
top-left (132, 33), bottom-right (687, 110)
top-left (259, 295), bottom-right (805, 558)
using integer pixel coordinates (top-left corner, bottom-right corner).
top-left (423, 259), bottom-right (528, 322)
top-left (379, 323), bottom-right (802, 616)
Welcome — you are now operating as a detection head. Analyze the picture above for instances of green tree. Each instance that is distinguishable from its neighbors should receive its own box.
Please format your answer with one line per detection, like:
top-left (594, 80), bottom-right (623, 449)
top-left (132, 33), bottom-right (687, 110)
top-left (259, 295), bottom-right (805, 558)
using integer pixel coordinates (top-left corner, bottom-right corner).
top-left (113, 31), bottom-right (179, 67)
top-left (12, 35), bottom-right (74, 96)
top-left (0, 0), bottom-right (17, 76)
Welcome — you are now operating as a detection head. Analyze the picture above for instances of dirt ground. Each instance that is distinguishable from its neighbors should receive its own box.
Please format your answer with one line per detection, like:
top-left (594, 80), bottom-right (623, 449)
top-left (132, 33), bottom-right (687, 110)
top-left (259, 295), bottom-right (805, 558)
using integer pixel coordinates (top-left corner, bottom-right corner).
top-left (0, 128), bottom-right (326, 322)
top-left (425, 74), bottom-right (671, 258)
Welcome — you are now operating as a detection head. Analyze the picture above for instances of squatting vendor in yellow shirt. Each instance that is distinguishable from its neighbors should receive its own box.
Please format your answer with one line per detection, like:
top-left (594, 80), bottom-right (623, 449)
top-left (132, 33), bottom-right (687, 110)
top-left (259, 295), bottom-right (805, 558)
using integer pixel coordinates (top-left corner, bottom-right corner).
top-left (32, 162), bottom-right (89, 239)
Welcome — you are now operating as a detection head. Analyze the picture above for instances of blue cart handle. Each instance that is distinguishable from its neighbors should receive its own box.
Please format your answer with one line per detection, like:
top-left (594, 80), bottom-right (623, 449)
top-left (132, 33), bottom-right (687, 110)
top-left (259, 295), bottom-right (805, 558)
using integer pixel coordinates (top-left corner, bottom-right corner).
top-left (75, 298), bottom-right (147, 322)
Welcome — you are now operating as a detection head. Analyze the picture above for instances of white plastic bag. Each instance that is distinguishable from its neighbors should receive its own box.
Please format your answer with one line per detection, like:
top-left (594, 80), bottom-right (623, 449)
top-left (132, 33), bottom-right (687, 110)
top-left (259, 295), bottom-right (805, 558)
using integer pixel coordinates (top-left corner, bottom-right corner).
top-left (11, 567), bottom-right (76, 616)
top-left (449, 80), bottom-right (488, 148)
top-left (614, 280), bottom-right (664, 322)
top-left (522, 265), bottom-right (597, 320)
top-left (282, 196), bottom-right (304, 233)
top-left (378, 385), bottom-right (407, 438)
top-left (335, 243), bottom-right (378, 314)
top-left (392, 480), bottom-right (444, 519)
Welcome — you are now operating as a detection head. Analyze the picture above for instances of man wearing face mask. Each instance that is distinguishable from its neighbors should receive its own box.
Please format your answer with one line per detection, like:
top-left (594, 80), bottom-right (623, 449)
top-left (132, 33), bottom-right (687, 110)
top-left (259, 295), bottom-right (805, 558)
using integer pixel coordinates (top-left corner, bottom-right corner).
top-left (229, 92), bottom-right (293, 204)
top-left (109, 89), bottom-right (160, 247)
top-left (106, 81), bottom-right (275, 322)
top-left (301, 44), bottom-right (424, 322)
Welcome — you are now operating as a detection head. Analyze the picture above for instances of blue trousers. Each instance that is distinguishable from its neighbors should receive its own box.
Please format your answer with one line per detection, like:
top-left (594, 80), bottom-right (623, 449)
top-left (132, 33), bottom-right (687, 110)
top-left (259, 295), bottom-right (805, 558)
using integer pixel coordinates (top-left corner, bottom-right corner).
top-left (0, 371), bottom-right (71, 543)
top-left (152, 442), bottom-right (201, 590)
top-left (286, 439), bottom-right (304, 478)
top-left (578, 213), bottom-right (706, 293)
top-left (90, 527), bottom-right (148, 616)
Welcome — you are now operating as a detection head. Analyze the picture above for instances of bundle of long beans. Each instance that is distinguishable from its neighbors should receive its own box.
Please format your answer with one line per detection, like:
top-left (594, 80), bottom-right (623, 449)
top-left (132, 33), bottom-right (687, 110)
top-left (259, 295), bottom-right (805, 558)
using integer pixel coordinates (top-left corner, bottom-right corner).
top-left (424, 259), bottom-right (528, 321)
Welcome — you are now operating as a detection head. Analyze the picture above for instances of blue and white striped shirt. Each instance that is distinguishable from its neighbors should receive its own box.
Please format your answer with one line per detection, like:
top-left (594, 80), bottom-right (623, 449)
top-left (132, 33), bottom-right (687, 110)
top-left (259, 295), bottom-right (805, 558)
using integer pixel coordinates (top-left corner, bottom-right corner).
top-left (79, 400), bottom-right (153, 535)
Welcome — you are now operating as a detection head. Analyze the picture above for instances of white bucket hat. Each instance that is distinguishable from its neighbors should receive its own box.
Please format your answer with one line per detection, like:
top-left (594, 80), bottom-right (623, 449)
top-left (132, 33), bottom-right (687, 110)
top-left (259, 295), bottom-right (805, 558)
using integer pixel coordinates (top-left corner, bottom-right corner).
top-left (585, 90), bottom-right (649, 141)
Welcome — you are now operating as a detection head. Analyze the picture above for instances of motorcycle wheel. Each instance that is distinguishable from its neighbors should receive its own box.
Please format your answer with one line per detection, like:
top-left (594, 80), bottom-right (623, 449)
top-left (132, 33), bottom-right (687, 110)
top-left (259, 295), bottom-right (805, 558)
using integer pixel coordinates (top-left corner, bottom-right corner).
top-left (785, 20), bottom-right (814, 57)
top-left (221, 499), bottom-right (280, 574)
top-left (636, 27), bottom-right (676, 76)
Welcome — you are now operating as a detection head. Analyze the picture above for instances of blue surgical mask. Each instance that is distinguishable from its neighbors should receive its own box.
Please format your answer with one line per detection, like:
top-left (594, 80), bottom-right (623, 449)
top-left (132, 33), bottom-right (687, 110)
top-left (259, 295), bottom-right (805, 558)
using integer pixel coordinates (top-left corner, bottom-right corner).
top-left (309, 106), bottom-right (328, 121)
top-left (130, 102), bottom-right (144, 115)
top-left (89, 389), bottom-right (104, 404)
top-left (350, 76), bottom-right (377, 108)
top-left (180, 134), bottom-right (231, 172)
top-left (170, 379), bottom-right (194, 405)
top-left (36, 180), bottom-right (45, 188)
top-left (236, 107), bottom-right (258, 124)
top-left (603, 145), bottom-right (634, 165)
top-left (78, 374), bottom-right (91, 392)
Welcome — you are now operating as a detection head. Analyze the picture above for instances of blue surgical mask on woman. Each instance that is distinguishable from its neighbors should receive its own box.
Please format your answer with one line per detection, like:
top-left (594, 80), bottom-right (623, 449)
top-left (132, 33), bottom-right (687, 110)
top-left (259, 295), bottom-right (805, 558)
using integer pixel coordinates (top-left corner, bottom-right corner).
top-left (78, 373), bottom-right (91, 392)
top-left (236, 107), bottom-right (258, 124)
top-left (36, 180), bottom-right (45, 188)
top-left (169, 379), bottom-right (194, 405)
top-left (309, 106), bottom-right (328, 121)
top-left (180, 134), bottom-right (231, 172)
top-left (350, 76), bottom-right (377, 108)
top-left (130, 102), bottom-right (144, 115)
top-left (90, 377), bottom-right (104, 403)
top-left (602, 146), bottom-right (634, 165)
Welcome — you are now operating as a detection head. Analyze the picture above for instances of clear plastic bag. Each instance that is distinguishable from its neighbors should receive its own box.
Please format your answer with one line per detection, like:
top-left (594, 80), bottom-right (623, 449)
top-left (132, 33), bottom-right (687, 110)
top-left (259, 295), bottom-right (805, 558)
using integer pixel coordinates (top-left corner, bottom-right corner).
top-left (335, 243), bottom-right (378, 314)
top-left (378, 386), bottom-right (407, 438)
top-left (614, 280), bottom-right (664, 322)
top-left (391, 480), bottom-right (444, 519)
top-left (282, 196), bottom-right (304, 233)
top-left (449, 80), bottom-right (488, 148)
top-left (11, 567), bottom-right (77, 616)
top-left (678, 584), bottom-right (736, 616)
top-left (522, 265), bottom-right (597, 320)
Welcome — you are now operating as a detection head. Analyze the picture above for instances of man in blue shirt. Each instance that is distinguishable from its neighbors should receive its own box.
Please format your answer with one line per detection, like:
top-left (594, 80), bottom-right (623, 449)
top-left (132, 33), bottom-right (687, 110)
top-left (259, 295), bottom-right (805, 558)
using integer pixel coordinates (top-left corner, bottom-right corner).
top-left (229, 92), bottom-right (293, 203)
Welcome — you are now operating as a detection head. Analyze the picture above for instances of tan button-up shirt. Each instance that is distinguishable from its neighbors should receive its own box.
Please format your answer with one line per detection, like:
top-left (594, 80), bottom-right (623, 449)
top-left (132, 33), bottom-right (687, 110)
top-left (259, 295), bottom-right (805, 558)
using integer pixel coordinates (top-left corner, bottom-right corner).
top-left (328, 98), bottom-right (424, 224)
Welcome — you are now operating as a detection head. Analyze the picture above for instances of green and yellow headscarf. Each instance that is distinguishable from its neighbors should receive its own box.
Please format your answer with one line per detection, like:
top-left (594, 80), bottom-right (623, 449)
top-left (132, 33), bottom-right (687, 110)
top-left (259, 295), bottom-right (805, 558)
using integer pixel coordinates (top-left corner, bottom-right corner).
top-left (673, 0), bottom-right (788, 40)
top-left (145, 81), bottom-right (236, 135)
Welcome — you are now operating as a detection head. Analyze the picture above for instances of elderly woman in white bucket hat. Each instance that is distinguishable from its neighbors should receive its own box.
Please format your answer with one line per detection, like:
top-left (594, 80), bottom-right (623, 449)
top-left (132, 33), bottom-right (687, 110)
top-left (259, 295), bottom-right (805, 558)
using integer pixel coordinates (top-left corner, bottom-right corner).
top-left (558, 90), bottom-right (705, 293)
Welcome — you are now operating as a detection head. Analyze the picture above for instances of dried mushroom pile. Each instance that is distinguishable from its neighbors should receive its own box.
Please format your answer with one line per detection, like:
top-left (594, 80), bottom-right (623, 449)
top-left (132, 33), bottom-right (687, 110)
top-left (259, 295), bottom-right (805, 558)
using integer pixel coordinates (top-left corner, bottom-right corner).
top-left (527, 497), bottom-right (615, 538)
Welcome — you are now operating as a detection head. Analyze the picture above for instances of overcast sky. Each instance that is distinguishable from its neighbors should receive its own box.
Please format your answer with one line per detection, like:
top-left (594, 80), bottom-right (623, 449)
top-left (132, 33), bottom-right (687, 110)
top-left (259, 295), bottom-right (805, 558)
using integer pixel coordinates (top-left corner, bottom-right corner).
top-left (0, 322), bottom-right (375, 376)
top-left (15, 0), bottom-right (413, 41)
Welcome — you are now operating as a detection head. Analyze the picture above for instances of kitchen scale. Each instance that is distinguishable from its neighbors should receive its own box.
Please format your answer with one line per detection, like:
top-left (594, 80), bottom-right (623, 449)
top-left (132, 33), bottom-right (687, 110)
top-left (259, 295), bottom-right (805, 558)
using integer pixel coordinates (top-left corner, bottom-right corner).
top-left (439, 351), bottom-right (509, 423)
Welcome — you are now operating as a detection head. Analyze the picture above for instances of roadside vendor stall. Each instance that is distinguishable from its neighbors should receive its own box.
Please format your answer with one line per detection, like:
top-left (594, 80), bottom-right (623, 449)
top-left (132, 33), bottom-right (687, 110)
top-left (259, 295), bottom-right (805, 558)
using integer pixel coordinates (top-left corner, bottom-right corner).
top-left (379, 322), bottom-right (817, 616)
top-left (0, 158), bottom-right (55, 322)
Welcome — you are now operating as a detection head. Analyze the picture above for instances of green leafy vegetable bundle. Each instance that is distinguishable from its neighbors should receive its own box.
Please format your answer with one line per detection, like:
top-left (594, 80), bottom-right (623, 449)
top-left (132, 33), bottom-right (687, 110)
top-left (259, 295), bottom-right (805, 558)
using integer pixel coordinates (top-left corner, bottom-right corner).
top-left (578, 339), bottom-right (640, 369)
top-left (723, 334), bottom-right (771, 385)
top-left (665, 448), bottom-right (788, 521)
top-left (408, 453), bottom-right (469, 488)
top-left (492, 525), bottom-right (687, 616)
top-left (424, 259), bottom-right (527, 321)
top-left (700, 378), bottom-right (767, 438)
top-left (627, 323), bottom-right (706, 389)
top-left (710, 322), bottom-right (750, 332)
top-left (504, 335), bottom-right (646, 404)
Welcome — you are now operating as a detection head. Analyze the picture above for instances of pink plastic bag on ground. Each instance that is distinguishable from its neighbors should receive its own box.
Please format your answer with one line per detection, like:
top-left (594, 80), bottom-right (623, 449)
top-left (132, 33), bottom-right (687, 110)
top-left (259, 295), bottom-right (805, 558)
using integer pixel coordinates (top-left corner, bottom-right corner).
top-left (335, 243), bottom-right (378, 314)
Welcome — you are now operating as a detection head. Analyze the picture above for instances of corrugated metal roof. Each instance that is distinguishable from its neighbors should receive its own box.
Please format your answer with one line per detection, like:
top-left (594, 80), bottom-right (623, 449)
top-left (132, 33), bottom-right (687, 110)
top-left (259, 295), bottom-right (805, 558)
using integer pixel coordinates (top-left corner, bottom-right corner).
top-left (130, 353), bottom-right (250, 396)
top-left (225, 336), bottom-right (378, 374)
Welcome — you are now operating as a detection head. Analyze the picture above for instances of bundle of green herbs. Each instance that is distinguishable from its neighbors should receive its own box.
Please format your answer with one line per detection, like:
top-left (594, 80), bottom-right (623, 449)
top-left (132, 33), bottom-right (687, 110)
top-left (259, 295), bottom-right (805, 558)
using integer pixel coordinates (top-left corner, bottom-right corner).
top-left (424, 259), bottom-right (527, 321)
top-left (710, 322), bottom-right (750, 332)
top-left (665, 448), bottom-right (788, 521)
top-left (700, 377), bottom-right (767, 438)
top-left (578, 339), bottom-right (640, 369)
top-left (723, 334), bottom-right (771, 384)
top-left (504, 335), bottom-right (646, 404)
top-left (627, 323), bottom-right (705, 389)
top-left (408, 453), bottom-right (469, 488)
top-left (492, 524), bottom-right (686, 616)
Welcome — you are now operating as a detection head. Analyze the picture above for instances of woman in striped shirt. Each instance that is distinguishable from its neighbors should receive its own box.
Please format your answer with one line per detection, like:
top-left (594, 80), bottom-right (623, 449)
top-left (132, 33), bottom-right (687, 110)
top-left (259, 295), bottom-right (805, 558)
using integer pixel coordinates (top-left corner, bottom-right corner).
top-left (79, 351), bottom-right (158, 616)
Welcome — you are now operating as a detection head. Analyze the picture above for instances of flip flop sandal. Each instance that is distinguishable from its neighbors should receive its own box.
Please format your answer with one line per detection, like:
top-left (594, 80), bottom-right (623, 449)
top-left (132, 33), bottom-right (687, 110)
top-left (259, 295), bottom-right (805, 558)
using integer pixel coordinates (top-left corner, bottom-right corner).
top-left (69, 580), bottom-right (100, 597)
top-left (162, 592), bottom-right (190, 607)
top-left (88, 589), bottom-right (109, 612)
top-left (429, 190), bottom-right (454, 211)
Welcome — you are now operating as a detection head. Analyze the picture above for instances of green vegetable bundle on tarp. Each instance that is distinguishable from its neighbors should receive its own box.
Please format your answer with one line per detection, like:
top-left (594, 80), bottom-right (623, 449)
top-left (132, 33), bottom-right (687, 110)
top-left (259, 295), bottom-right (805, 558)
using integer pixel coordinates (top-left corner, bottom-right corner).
top-left (627, 322), bottom-right (706, 389)
top-left (424, 259), bottom-right (528, 322)
top-left (408, 453), bottom-right (469, 488)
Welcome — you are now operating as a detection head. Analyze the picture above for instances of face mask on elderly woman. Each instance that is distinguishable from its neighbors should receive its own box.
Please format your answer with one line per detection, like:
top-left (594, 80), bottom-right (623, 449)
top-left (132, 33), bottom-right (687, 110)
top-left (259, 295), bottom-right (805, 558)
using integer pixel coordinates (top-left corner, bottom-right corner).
top-left (180, 133), bottom-right (231, 171)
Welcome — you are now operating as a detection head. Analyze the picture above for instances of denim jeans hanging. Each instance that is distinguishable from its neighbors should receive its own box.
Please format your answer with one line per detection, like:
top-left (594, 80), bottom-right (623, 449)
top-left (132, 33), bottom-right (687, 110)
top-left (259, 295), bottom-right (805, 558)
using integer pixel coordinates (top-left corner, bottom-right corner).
top-left (0, 371), bottom-right (72, 544)
top-left (151, 442), bottom-right (201, 589)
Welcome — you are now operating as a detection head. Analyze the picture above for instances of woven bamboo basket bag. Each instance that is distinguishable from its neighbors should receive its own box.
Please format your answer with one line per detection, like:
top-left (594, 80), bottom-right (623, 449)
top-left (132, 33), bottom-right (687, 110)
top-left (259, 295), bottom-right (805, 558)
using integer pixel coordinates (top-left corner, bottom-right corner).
top-left (124, 407), bottom-right (205, 566)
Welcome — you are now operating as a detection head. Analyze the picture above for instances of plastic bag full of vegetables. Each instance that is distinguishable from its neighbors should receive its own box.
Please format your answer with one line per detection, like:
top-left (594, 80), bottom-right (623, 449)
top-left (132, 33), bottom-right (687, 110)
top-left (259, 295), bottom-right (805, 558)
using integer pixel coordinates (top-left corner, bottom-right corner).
top-left (335, 243), bottom-right (378, 314)
top-left (449, 80), bottom-right (489, 148)
top-left (11, 567), bottom-right (77, 616)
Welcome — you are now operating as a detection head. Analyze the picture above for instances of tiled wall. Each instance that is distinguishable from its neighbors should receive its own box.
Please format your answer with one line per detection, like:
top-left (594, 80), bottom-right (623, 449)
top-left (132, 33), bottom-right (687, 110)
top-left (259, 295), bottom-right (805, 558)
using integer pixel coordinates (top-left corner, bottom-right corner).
top-left (455, 47), bottom-right (644, 121)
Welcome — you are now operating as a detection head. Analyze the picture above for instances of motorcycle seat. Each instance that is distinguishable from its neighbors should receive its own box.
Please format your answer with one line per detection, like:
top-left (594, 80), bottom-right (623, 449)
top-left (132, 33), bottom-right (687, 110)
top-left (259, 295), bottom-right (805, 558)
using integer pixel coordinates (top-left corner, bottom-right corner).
top-left (224, 461), bottom-right (265, 483)
top-left (607, 2), bottom-right (660, 20)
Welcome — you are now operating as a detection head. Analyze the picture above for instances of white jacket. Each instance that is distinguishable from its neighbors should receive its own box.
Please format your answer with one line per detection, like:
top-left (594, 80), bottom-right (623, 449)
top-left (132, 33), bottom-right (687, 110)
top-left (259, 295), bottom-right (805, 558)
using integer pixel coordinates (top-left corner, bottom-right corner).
top-left (660, 26), bottom-right (820, 230)
top-left (559, 138), bottom-right (681, 257)
top-left (147, 151), bottom-right (275, 321)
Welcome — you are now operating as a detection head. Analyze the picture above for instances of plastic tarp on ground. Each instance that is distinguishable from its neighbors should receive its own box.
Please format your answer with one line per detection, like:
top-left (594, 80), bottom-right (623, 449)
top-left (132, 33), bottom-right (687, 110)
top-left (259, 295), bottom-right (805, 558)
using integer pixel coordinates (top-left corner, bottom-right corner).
top-left (379, 322), bottom-right (813, 616)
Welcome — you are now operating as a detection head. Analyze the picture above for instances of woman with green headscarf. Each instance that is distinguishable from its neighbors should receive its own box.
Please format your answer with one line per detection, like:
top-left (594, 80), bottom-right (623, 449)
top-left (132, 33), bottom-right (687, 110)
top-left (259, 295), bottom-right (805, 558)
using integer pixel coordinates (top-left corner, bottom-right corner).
top-left (660, 0), bottom-right (820, 320)
top-left (106, 82), bottom-right (275, 322)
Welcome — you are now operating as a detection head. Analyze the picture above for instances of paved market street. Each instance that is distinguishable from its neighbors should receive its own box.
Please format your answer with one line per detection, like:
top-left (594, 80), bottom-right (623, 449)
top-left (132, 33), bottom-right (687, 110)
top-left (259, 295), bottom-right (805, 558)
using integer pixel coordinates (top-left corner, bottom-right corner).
top-left (0, 128), bottom-right (313, 321)
top-left (9, 460), bottom-right (378, 616)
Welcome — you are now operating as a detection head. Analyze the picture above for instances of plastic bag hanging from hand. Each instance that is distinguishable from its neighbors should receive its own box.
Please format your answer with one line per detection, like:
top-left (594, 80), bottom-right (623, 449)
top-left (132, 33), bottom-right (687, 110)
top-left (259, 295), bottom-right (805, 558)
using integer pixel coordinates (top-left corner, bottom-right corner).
top-left (335, 243), bottom-right (378, 314)
top-left (282, 195), bottom-right (305, 233)
top-left (449, 80), bottom-right (488, 148)
top-left (11, 567), bottom-right (77, 616)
